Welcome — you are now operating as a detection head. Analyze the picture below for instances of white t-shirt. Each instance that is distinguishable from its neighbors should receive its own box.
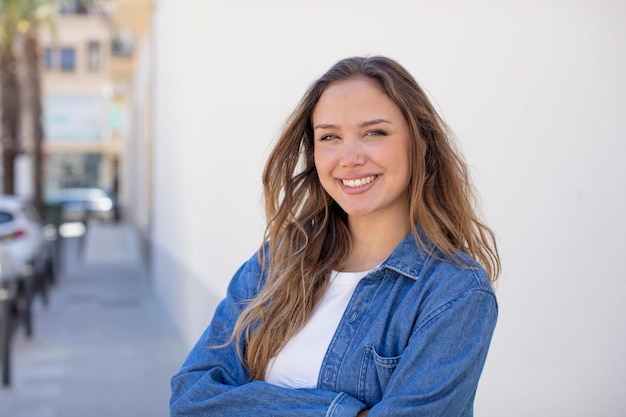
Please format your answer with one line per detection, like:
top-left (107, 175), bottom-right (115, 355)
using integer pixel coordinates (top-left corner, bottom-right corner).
top-left (264, 269), bottom-right (371, 388)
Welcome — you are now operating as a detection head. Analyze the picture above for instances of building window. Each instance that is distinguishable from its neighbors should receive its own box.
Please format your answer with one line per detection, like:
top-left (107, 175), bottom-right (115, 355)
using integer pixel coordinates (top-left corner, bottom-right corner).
top-left (60, 47), bottom-right (75, 71)
top-left (59, 0), bottom-right (88, 14)
top-left (87, 41), bottom-right (101, 71)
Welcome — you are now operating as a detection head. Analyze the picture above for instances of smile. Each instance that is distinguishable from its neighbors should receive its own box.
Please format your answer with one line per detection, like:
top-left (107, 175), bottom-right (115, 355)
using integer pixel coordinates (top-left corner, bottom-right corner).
top-left (341, 175), bottom-right (377, 188)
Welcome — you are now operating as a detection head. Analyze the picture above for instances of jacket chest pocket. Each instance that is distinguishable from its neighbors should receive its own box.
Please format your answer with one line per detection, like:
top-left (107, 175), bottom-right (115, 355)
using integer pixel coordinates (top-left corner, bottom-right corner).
top-left (358, 345), bottom-right (401, 405)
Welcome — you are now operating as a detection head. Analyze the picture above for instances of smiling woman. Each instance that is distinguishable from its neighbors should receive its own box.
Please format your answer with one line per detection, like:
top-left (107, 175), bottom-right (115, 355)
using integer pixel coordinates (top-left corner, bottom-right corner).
top-left (170, 56), bottom-right (501, 417)
top-left (312, 77), bottom-right (412, 260)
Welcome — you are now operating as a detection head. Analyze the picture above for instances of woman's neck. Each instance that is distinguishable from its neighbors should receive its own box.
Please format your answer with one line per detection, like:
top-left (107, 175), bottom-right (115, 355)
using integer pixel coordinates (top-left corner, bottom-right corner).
top-left (341, 215), bottom-right (411, 272)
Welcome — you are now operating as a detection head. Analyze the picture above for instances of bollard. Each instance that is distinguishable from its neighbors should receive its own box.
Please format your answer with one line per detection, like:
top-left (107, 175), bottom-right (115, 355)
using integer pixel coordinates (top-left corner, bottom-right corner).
top-left (17, 275), bottom-right (34, 339)
top-left (0, 286), bottom-right (13, 387)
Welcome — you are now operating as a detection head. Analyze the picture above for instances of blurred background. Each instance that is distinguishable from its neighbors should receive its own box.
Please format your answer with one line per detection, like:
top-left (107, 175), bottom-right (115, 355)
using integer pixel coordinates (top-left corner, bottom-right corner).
top-left (0, 0), bottom-right (625, 416)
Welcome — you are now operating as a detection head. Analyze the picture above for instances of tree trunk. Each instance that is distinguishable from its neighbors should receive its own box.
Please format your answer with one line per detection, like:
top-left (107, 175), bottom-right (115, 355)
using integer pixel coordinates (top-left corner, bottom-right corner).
top-left (0, 41), bottom-right (21, 195)
top-left (24, 34), bottom-right (44, 215)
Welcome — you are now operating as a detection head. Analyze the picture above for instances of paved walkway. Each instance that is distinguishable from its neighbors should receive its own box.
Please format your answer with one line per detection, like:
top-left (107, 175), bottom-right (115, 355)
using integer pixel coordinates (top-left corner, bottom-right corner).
top-left (0, 222), bottom-right (188, 417)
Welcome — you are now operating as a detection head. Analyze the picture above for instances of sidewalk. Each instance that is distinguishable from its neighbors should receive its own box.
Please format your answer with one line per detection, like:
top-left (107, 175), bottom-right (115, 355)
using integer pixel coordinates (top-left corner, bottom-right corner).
top-left (0, 222), bottom-right (188, 417)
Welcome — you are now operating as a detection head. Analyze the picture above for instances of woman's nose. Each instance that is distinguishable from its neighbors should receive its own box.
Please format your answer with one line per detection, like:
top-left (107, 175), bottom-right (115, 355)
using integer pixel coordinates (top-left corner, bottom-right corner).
top-left (340, 139), bottom-right (366, 167)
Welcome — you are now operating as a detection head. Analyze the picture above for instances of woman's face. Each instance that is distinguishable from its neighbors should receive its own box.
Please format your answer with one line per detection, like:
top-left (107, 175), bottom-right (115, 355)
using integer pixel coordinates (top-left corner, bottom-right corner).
top-left (312, 77), bottom-right (412, 224)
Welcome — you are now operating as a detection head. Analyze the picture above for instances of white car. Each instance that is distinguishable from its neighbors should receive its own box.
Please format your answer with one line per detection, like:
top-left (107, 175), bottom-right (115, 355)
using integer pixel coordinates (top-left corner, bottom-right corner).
top-left (46, 187), bottom-right (116, 223)
top-left (0, 241), bottom-right (18, 292)
top-left (0, 196), bottom-right (51, 279)
top-left (0, 239), bottom-right (19, 387)
top-left (0, 239), bottom-right (19, 324)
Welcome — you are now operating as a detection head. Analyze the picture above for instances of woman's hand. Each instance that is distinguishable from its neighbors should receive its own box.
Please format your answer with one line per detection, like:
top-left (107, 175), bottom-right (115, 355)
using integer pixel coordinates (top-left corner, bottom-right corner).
top-left (356, 409), bottom-right (369, 416)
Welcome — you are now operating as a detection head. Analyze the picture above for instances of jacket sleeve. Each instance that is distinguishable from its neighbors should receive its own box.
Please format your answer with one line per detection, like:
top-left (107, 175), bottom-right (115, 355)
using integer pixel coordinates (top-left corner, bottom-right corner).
top-left (368, 286), bottom-right (498, 416)
top-left (170, 252), bottom-right (368, 417)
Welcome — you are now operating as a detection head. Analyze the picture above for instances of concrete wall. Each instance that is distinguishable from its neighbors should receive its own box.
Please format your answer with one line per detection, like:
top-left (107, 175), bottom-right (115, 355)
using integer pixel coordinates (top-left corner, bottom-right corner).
top-left (148, 1), bottom-right (626, 415)
top-left (126, 36), bottom-right (153, 240)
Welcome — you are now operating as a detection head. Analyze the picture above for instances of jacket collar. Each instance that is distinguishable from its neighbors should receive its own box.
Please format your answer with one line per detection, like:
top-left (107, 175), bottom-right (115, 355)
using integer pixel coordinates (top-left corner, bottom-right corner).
top-left (376, 229), bottom-right (434, 281)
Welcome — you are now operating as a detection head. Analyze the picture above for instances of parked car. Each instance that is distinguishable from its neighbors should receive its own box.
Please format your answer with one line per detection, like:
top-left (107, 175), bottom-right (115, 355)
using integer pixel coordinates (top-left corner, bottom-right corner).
top-left (0, 239), bottom-right (19, 387)
top-left (0, 201), bottom-right (48, 386)
top-left (45, 187), bottom-right (117, 223)
top-left (0, 196), bottom-right (52, 280)
top-left (0, 240), bottom-right (18, 295)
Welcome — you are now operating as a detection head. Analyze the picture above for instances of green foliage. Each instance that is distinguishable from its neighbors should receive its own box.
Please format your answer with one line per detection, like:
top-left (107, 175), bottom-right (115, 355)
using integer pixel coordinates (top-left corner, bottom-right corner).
top-left (0, 0), bottom-right (63, 45)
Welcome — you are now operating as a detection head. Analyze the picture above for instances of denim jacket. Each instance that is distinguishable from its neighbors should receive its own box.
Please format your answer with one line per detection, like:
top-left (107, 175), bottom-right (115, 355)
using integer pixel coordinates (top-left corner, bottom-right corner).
top-left (170, 232), bottom-right (498, 417)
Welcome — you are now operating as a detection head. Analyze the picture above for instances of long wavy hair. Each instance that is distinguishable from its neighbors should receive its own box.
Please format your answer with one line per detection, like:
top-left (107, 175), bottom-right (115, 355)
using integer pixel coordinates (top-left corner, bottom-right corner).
top-left (232, 56), bottom-right (500, 381)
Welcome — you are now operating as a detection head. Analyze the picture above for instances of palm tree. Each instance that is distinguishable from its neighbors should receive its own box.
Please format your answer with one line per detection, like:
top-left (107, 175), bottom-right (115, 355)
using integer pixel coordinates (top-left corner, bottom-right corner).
top-left (17, 0), bottom-right (61, 214)
top-left (0, 0), bottom-right (22, 195)
top-left (0, 0), bottom-right (59, 210)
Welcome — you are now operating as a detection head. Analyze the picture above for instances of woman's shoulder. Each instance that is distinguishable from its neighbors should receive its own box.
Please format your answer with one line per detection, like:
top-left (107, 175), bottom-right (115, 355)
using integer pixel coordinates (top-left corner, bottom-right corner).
top-left (389, 233), bottom-right (491, 287)
top-left (385, 234), bottom-right (495, 302)
top-left (226, 248), bottom-right (268, 299)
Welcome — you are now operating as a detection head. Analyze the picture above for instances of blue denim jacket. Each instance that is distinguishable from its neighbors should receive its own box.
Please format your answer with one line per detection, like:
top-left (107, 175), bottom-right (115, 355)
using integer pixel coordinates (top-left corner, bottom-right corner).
top-left (170, 232), bottom-right (498, 416)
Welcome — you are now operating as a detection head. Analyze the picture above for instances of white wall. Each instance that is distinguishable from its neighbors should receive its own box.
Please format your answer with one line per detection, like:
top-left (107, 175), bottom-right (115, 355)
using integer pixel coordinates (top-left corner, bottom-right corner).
top-left (126, 35), bottom-right (153, 238)
top-left (149, 1), bottom-right (626, 415)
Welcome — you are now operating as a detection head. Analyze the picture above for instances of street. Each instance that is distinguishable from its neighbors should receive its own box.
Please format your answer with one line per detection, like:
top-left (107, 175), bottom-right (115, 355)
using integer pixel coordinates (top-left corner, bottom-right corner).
top-left (0, 222), bottom-right (188, 417)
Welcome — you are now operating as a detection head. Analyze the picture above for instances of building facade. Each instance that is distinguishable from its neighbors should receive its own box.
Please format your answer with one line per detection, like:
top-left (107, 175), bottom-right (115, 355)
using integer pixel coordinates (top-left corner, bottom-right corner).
top-left (37, 0), bottom-right (151, 218)
top-left (39, 0), bottom-right (117, 198)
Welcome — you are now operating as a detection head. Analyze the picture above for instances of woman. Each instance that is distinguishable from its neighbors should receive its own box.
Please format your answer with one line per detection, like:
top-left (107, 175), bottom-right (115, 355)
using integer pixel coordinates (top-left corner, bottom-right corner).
top-left (170, 56), bottom-right (500, 416)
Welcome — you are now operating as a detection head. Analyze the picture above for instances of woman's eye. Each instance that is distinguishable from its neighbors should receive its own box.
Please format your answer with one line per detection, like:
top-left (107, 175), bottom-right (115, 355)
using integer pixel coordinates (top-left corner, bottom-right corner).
top-left (366, 129), bottom-right (388, 137)
top-left (319, 134), bottom-right (339, 141)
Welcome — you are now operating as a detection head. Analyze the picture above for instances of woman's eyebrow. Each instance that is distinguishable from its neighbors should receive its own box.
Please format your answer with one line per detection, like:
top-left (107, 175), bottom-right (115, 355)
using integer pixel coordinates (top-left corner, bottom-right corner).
top-left (360, 118), bottom-right (391, 127)
top-left (314, 123), bottom-right (339, 130)
top-left (314, 119), bottom-right (391, 130)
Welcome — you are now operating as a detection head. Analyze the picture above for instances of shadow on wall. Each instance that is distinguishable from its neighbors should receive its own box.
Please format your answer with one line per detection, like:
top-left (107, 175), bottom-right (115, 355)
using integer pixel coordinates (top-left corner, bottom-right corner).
top-left (150, 242), bottom-right (223, 349)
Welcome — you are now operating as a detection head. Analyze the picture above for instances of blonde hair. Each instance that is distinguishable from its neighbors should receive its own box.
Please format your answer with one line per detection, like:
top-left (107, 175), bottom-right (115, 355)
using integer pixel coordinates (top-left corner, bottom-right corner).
top-left (232, 56), bottom-right (500, 380)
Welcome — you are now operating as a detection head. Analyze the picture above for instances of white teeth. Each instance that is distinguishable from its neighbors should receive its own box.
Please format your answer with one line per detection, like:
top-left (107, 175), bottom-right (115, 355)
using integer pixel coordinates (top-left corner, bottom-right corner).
top-left (342, 176), bottom-right (376, 188)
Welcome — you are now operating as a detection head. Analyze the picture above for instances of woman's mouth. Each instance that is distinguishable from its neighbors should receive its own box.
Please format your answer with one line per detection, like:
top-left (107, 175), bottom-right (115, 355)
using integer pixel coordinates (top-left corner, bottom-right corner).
top-left (340, 175), bottom-right (377, 188)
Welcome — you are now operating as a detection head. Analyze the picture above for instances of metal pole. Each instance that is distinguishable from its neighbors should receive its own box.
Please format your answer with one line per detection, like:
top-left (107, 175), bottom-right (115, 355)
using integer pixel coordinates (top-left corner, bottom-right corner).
top-left (0, 286), bottom-right (13, 387)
